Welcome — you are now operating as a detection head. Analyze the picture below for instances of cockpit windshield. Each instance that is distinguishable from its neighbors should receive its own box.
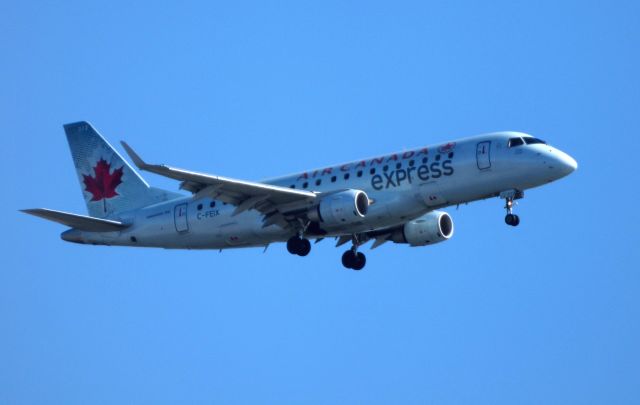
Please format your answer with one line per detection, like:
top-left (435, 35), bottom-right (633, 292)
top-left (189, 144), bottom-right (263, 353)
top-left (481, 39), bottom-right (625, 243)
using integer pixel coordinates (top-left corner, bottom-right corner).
top-left (508, 137), bottom-right (547, 147)
top-left (524, 137), bottom-right (546, 145)
top-left (508, 137), bottom-right (524, 147)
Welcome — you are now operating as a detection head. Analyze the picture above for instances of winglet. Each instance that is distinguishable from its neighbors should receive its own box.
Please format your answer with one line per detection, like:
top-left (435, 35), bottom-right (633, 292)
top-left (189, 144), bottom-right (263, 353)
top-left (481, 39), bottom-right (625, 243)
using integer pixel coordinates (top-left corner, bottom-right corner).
top-left (120, 141), bottom-right (149, 169)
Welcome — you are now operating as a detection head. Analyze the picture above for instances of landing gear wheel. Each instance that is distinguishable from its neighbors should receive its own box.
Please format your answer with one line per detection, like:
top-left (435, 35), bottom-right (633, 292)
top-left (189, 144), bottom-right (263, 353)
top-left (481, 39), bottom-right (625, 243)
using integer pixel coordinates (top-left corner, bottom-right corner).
top-left (287, 237), bottom-right (300, 254)
top-left (287, 236), bottom-right (312, 256)
top-left (342, 250), bottom-right (366, 270)
top-left (352, 252), bottom-right (366, 270)
top-left (505, 214), bottom-right (520, 227)
top-left (505, 213), bottom-right (515, 226)
top-left (342, 250), bottom-right (356, 269)
top-left (297, 238), bottom-right (311, 256)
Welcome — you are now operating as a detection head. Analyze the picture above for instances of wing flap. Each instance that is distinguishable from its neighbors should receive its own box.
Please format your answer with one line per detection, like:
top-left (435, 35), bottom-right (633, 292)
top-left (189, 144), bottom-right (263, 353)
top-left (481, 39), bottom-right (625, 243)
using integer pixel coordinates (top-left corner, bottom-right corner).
top-left (21, 208), bottom-right (129, 232)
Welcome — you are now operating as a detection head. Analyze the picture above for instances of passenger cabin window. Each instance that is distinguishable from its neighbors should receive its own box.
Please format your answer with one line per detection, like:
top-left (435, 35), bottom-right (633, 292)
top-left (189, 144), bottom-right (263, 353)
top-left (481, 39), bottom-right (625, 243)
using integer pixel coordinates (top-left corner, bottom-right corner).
top-left (524, 137), bottom-right (546, 145)
top-left (331, 176), bottom-right (337, 182)
top-left (315, 179), bottom-right (321, 186)
top-left (508, 137), bottom-right (524, 147)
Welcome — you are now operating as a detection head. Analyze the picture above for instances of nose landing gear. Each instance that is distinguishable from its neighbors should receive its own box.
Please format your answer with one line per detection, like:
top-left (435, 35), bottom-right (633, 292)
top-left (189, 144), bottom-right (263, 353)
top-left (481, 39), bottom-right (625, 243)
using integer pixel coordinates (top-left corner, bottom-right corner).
top-left (500, 189), bottom-right (523, 227)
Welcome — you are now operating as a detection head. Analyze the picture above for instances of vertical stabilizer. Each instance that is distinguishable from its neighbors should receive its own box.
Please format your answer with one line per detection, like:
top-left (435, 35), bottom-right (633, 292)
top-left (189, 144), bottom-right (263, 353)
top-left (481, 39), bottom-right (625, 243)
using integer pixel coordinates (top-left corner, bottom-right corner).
top-left (64, 121), bottom-right (181, 218)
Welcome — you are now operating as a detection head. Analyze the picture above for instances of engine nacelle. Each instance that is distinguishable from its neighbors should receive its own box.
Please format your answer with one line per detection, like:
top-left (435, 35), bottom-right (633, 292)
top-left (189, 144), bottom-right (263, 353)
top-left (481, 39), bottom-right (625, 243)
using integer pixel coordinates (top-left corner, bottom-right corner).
top-left (308, 189), bottom-right (369, 227)
top-left (390, 211), bottom-right (454, 246)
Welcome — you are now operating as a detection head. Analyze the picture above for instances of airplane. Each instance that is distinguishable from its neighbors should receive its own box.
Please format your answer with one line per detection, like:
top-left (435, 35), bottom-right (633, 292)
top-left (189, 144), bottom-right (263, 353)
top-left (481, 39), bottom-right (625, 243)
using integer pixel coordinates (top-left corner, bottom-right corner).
top-left (22, 122), bottom-right (577, 270)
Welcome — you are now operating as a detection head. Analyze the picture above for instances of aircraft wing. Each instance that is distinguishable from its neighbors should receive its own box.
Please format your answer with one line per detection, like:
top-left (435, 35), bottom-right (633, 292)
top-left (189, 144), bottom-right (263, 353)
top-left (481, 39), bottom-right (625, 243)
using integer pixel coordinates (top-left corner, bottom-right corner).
top-left (121, 142), bottom-right (317, 229)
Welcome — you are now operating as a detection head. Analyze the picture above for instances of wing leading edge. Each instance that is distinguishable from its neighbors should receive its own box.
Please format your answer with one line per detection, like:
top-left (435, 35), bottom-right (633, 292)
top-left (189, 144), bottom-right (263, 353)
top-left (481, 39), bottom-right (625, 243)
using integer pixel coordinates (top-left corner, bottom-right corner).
top-left (120, 142), bottom-right (317, 229)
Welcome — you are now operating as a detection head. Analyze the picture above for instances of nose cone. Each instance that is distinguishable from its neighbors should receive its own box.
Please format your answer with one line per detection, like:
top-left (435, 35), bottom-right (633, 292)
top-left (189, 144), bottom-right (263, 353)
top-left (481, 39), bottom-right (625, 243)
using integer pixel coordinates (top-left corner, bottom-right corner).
top-left (557, 151), bottom-right (578, 175)
top-left (546, 149), bottom-right (578, 178)
top-left (563, 153), bottom-right (578, 173)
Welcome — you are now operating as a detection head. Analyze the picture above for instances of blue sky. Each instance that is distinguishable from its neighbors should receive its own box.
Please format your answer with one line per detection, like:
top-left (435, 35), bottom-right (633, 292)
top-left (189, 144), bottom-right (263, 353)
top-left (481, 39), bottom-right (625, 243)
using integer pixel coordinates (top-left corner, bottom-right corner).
top-left (2, 1), bottom-right (639, 403)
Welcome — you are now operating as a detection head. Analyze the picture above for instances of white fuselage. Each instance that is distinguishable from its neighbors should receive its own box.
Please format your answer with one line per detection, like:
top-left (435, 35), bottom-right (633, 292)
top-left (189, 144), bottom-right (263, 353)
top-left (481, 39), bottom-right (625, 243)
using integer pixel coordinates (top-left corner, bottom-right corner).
top-left (62, 132), bottom-right (577, 249)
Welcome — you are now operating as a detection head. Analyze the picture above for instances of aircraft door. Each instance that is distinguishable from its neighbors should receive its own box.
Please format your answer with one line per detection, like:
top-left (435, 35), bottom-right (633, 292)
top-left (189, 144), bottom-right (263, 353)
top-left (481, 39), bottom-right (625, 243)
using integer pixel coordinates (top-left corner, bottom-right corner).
top-left (174, 203), bottom-right (189, 233)
top-left (476, 141), bottom-right (491, 170)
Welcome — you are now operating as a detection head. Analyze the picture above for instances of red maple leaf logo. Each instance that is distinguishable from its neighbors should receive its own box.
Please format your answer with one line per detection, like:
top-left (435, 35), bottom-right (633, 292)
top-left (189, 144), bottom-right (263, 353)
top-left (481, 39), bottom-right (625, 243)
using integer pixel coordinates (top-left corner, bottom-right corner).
top-left (438, 142), bottom-right (456, 153)
top-left (83, 159), bottom-right (124, 205)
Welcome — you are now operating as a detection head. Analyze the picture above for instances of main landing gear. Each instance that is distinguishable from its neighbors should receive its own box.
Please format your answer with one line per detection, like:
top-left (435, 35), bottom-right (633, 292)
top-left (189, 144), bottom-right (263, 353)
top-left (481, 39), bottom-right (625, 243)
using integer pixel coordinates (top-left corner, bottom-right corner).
top-left (342, 236), bottom-right (366, 270)
top-left (342, 249), bottom-right (366, 270)
top-left (287, 235), bottom-right (311, 256)
top-left (286, 232), bottom-right (367, 271)
top-left (500, 189), bottom-right (524, 227)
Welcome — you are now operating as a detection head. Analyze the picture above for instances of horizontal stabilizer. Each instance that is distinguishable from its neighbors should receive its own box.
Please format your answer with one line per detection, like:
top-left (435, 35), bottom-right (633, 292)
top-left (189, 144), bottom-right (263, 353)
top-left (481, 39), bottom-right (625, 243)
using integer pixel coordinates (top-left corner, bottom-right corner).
top-left (21, 208), bottom-right (129, 232)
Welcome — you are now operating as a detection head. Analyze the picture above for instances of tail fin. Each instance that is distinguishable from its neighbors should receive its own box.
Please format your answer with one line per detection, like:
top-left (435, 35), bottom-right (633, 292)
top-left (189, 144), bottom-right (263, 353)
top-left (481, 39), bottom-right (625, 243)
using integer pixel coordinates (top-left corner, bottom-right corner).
top-left (64, 121), bottom-right (182, 218)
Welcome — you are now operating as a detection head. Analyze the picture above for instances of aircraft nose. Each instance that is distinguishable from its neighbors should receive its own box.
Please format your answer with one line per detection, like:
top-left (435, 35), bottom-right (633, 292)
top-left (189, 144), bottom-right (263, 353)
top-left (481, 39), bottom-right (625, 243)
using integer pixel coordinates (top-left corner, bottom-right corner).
top-left (563, 153), bottom-right (578, 173)
top-left (546, 149), bottom-right (578, 177)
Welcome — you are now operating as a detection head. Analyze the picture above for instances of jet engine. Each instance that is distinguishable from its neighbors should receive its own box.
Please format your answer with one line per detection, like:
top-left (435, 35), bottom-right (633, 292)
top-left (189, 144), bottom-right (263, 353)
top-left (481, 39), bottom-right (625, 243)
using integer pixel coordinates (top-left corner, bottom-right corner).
top-left (390, 211), bottom-right (454, 246)
top-left (308, 189), bottom-right (369, 227)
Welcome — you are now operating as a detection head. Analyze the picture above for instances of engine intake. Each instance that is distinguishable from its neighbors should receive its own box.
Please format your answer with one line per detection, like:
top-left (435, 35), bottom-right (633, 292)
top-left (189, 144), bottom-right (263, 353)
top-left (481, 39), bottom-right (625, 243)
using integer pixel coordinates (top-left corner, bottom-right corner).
top-left (391, 211), bottom-right (454, 246)
top-left (308, 189), bottom-right (369, 228)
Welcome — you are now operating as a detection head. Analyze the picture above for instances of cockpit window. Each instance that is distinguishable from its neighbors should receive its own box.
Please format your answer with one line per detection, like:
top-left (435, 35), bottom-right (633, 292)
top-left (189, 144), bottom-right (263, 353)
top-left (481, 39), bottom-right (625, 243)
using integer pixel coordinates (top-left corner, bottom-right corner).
top-left (524, 137), bottom-right (546, 145)
top-left (508, 137), bottom-right (524, 147)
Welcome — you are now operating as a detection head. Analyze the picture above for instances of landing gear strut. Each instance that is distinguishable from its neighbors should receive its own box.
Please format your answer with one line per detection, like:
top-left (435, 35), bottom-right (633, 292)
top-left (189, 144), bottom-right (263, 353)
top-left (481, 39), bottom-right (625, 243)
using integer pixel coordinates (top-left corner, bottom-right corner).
top-left (287, 236), bottom-right (311, 256)
top-left (342, 235), bottom-right (366, 270)
top-left (500, 189), bottom-right (523, 227)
